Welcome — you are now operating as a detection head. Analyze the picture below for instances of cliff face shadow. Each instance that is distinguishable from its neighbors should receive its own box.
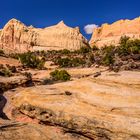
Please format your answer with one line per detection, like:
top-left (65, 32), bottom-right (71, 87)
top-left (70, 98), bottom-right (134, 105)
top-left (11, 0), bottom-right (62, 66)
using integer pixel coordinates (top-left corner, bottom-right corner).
top-left (0, 92), bottom-right (9, 120)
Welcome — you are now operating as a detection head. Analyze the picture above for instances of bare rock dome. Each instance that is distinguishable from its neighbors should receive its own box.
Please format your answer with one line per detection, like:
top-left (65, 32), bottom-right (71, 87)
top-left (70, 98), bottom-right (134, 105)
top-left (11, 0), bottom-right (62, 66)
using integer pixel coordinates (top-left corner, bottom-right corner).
top-left (0, 19), bottom-right (89, 53)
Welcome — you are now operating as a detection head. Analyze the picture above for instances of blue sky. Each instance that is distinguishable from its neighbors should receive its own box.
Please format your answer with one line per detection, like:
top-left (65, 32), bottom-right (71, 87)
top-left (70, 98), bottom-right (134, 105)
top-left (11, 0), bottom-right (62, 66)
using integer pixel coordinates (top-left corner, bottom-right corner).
top-left (0, 0), bottom-right (140, 39)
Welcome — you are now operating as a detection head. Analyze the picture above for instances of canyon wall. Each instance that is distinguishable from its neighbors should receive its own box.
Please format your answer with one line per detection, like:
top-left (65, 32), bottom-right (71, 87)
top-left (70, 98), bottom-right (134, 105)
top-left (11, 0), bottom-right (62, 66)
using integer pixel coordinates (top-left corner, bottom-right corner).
top-left (90, 17), bottom-right (140, 47)
top-left (0, 19), bottom-right (89, 53)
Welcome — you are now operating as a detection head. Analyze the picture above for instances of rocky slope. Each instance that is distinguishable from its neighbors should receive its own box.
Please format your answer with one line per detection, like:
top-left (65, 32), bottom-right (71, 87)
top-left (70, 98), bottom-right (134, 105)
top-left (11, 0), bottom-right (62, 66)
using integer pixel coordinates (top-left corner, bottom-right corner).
top-left (90, 17), bottom-right (140, 47)
top-left (0, 19), bottom-right (89, 53)
top-left (0, 119), bottom-right (90, 140)
top-left (3, 70), bottom-right (140, 140)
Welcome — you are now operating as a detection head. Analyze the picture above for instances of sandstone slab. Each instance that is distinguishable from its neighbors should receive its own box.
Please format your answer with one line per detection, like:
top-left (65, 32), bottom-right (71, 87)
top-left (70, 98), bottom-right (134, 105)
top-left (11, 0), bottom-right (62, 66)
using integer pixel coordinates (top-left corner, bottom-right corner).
top-left (6, 71), bottom-right (140, 140)
top-left (0, 119), bottom-right (89, 140)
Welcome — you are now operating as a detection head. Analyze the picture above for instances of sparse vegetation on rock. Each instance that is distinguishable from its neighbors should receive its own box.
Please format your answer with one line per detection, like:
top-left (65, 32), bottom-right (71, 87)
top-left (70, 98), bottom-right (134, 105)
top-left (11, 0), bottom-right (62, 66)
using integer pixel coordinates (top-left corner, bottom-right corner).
top-left (0, 64), bottom-right (14, 77)
top-left (3, 36), bottom-right (140, 72)
top-left (18, 52), bottom-right (45, 69)
top-left (54, 57), bottom-right (86, 68)
top-left (50, 69), bottom-right (71, 81)
top-left (118, 36), bottom-right (140, 55)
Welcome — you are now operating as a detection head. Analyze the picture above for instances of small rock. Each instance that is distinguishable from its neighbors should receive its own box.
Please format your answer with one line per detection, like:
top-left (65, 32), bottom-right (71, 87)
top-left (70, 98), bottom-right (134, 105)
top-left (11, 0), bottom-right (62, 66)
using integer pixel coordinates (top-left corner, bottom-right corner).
top-left (65, 91), bottom-right (72, 96)
top-left (93, 72), bottom-right (101, 77)
top-left (95, 64), bottom-right (100, 68)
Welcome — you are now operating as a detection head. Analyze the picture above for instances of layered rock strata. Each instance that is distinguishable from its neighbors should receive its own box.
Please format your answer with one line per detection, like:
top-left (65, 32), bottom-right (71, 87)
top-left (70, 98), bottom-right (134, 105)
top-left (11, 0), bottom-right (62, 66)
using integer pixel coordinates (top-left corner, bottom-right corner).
top-left (0, 19), bottom-right (89, 53)
top-left (4, 71), bottom-right (140, 140)
top-left (90, 17), bottom-right (140, 47)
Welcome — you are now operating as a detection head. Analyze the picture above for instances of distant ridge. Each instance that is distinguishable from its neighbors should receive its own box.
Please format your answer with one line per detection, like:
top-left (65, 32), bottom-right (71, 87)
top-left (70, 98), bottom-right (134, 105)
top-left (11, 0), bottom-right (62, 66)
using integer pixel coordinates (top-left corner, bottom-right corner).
top-left (90, 17), bottom-right (140, 47)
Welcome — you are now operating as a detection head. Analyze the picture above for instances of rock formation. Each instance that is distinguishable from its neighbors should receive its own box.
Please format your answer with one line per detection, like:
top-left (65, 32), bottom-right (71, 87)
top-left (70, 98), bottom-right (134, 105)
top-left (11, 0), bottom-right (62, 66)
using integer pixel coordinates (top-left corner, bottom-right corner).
top-left (0, 19), bottom-right (89, 53)
top-left (3, 71), bottom-right (140, 140)
top-left (90, 17), bottom-right (140, 47)
top-left (0, 119), bottom-right (89, 140)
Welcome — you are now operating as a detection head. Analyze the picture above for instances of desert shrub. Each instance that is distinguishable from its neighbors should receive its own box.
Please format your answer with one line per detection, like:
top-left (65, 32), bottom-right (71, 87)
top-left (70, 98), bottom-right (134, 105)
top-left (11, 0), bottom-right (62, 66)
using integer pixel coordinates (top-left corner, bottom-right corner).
top-left (101, 45), bottom-right (116, 54)
top-left (71, 57), bottom-right (86, 66)
top-left (102, 54), bottom-right (114, 66)
top-left (6, 65), bottom-right (16, 73)
top-left (40, 50), bottom-right (47, 56)
top-left (8, 53), bottom-right (19, 59)
top-left (18, 52), bottom-right (45, 69)
top-left (130, 46), bottom-right (140, 54)
top-left (47, 50), bottom-right (58, 55)
top-left (118, 36), bottom-right (140, 55)
top-left (88, 53), bottom-right (95, 63)
top-left (54, 58), bottom-right (70, 67)
top-left (23, 72), bottom-right (32, 80)
top-left (54, 57), bottom-right (86, 67)
top-left (126, 39), bottom-right (140, 54)
top-left (0, 67), bottom-right (12, 77)
top-left (119, 36), bottom-right (130, 46)
top-left (75, 46), bottom-right (91, 54)
top-left (100, 45), bottom-right (115, 66)
top-left (59, 49), bottom-right (71, 54)
top-left (50, 69), bottom-right (71, 81)
top-left (92, 45), bottom-right (99, 51)
top-left (46, 49), bottom-right (71, 56)
top-left (117, 36), bottom-right (130, 55)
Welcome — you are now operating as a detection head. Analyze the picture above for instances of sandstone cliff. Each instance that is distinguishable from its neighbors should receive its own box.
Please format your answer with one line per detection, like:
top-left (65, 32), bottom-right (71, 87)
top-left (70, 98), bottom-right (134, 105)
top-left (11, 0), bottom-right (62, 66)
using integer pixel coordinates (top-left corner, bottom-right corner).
top-left (0, 19), bottom-right (89, 53)
top-left (90, 17), bottom-right (140, 47)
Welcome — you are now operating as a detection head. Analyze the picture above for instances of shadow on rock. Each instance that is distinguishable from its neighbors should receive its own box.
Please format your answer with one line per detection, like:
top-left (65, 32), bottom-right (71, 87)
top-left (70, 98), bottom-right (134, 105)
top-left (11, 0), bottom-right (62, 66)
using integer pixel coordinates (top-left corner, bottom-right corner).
top-left (0, 94), bottom-right (9, 120)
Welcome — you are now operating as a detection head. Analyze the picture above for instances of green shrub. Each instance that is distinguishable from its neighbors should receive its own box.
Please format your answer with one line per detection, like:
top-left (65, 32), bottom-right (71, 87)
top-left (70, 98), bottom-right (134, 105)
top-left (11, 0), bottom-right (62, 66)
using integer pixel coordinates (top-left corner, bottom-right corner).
top-left (54, 57), bottom-right (86, 67)
top-left (50, 70), bottom-right (71, 81)
top-left (46, 49), bottom-right (71, 56)
top-left (8, 53), bottom-right (20, 59)
top-left (54, 57), bottom-right (70, 67)
top-left (78, 46), bottom-right (91, 54)
top-left (0, 68), bottom-right (12, 77)
top-left (119, 36), bottom-right (130, 46)
top-left (118, 36), bottom-right (140, 55)
top-left (88, 53), bottom-right (95, 63)
top-left (92, 45), bottom-right (99, 51)
top-left (23, 72), bottom-right (32, 80)
top-left (102, 54), bottom-right (114, 66)
top-left (59, 49), bottom-right (71, 54)
top-left (71, 57), bottom-right (86, 66)
top-left (101, 45), bottom-right (115, 54)
top-left (101, 45), bottom-right (115, 66)
top-left (18, 52), bottom-right (45, 69)
top-left (130, 46), bottom-right (140, 54)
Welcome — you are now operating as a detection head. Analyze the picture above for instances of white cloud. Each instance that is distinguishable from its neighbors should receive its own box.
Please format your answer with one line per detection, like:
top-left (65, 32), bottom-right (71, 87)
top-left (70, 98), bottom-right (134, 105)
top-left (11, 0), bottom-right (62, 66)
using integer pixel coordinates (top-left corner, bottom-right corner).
top-left (84, 24), bottom-right (98, 34)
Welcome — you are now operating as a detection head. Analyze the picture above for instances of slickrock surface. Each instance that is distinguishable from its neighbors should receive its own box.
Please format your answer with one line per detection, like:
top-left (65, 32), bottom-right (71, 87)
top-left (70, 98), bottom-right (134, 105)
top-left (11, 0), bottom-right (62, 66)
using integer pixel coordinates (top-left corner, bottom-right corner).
top-left (0, 19), bottom-right (89, 53)
top-left (0, 75), bottom-right (29, 92)
top-left (0, 119), bottom-right (89, 140)
top-left (0, 56), bottom-right (20, 66)
top-left (4, 71), bottom-right (140, 140)
top-left (90, 17), bottom-right (140, 47)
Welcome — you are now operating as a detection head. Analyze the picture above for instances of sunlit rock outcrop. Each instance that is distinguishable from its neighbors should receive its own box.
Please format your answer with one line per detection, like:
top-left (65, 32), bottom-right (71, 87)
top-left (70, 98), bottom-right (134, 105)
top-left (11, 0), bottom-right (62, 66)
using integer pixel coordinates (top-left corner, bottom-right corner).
top-left (90, 17), bottom-right (140, 47)
top-left (0, 19), bottom-right (89, 53)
